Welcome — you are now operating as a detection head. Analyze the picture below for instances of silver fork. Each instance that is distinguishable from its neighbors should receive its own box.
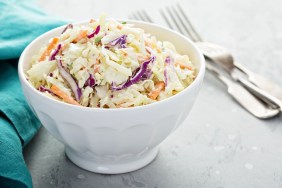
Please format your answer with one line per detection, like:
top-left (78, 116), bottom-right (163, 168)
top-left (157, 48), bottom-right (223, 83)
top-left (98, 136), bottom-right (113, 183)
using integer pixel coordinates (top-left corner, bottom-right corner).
top-left (129, 10), bottom-right (153, 23)
top-left (161, 4), bottom-right (282, 112)
top-left (130, 10), bottom-right (280, 119)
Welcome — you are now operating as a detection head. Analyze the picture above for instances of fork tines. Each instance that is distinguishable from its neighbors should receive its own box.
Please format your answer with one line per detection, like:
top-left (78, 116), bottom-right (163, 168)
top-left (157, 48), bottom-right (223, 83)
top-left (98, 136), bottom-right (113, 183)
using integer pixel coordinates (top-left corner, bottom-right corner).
top-left (129, 10), bottom-right (153, 23)
top-left (130, 5), bottom-right (202, 42)
top-left (160, 4), bottom-right (202, 42)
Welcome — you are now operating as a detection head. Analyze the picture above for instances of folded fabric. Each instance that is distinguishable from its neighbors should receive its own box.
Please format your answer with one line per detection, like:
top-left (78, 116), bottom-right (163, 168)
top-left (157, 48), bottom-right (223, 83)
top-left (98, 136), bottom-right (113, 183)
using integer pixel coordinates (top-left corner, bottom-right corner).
top-left (0, 0), bottom-right (66, 187)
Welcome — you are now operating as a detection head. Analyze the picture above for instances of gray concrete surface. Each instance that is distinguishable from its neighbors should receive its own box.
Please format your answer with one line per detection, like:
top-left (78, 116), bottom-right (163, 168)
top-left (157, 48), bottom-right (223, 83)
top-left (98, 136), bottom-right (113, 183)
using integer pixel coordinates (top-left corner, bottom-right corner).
top-left (24, 0), bottom-right (282, 187)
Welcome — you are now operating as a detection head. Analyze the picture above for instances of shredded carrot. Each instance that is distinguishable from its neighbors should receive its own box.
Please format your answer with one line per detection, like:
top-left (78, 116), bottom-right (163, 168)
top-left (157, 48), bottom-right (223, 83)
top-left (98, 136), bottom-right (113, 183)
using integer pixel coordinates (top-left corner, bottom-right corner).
top-left (73, 30), bottom-right (88, 42)
top-left (80, 66), bottom-right (86, 71)
top-left (95, 57), bottom-right (102, 64)
top-left (156, 47), bottom-right (162, 53)
top-left (117, 25), bottom-right (122, 30)
top-left (175, 62), bottom-right (193, 70)
top-left (39, 37), bottom-right (59, 61)
top-left (50, 85), bottom-right (81, 106)
top-left (94, 66), bottom-right (100, 73)
top-left (61, 44), bottom-right (68, 51)
top-left (90, 19), bottom-right (96, 23)
top-left (148, 82), bottom-right (165, 100)
top-left (120, 50), bottom-right (128, 57)
top-left (145, 40), bottom-right (152, 48)
top-left (137, 53), bottom-right (150, 62)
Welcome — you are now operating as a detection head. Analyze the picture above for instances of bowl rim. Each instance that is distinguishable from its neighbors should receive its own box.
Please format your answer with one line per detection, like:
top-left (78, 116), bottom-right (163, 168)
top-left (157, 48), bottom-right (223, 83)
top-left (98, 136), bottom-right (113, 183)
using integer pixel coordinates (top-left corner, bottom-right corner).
top-left (18, 19), bottom-right (205, 112)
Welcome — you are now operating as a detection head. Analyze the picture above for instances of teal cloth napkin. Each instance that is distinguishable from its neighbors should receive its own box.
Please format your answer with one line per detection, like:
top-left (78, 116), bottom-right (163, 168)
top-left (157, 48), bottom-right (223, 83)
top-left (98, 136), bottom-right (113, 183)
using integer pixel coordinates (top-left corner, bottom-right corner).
top-left (0, 0), bottom-right (66, 187)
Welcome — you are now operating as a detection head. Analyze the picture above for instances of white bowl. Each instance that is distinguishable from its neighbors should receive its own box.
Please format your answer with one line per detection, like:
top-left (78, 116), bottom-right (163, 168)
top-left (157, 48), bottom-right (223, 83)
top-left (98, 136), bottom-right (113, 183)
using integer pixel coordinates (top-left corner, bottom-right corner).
top-left (18, 20), bottom-right (205, 174)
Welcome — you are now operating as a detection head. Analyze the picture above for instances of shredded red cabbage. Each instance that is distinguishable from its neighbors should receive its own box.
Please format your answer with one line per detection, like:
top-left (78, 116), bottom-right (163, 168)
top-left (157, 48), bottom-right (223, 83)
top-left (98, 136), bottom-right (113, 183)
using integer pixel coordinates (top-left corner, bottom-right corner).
top-left (108, 35), bottom-right (127, 48)
top-left (165, 56), bottom-right (171, 64)
top-left (164, 56), bottom-right (171, 86)
top-left (87, 25), bottom-right (101, 39)
top-left (84, 74), bottom-right (96, 87)
top-left (49, 44), bottom-right (62, 61)
top-left (111, 56), bottom-right (155, 91)
top-left (61, 24), bottom-right (73, 34)
top-left (140, 68), bottom-right (152, 81)
top-left (39, 85), bottom-right (53, 94)
top-left (164, 69), bottom-right (168, 86)
top-left (141, 55), bottom-right (158, 81)
top-left (57, 59), bottom-right (82, 101)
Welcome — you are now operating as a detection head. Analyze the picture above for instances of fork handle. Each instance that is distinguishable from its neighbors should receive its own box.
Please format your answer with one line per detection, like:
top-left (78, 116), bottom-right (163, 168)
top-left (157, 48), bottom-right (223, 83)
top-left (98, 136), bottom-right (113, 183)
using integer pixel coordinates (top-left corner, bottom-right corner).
top-left (206, 63), bottom-right (280, 119)
top-left (236, 76), bottom-right (282, 112)
top-left (234, 62), bottom-right (282, 101)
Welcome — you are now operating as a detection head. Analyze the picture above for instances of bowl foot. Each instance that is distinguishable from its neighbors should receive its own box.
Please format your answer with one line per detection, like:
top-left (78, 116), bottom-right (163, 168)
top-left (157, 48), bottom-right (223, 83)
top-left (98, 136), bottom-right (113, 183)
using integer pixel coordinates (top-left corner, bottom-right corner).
top-left (65, 146), bottom-right (159, 174)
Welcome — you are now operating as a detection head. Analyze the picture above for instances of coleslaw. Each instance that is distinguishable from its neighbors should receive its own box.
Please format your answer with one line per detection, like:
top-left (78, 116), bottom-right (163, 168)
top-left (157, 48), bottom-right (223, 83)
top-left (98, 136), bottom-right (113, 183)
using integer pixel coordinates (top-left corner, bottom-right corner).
top-left (27, 15), bottom-right (196, 108)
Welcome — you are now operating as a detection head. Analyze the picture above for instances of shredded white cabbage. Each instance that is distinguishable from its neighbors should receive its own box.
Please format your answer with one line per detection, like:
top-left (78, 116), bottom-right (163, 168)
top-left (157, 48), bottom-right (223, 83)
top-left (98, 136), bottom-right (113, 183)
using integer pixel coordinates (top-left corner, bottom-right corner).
top-left (27, 15), bottom-right (196, 108)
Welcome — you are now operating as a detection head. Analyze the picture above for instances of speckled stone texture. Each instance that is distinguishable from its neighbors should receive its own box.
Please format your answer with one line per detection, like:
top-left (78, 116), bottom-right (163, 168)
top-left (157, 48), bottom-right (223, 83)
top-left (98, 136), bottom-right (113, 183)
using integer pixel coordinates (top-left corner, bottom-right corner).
top-left (24, 0), bottom-right (282, 187)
